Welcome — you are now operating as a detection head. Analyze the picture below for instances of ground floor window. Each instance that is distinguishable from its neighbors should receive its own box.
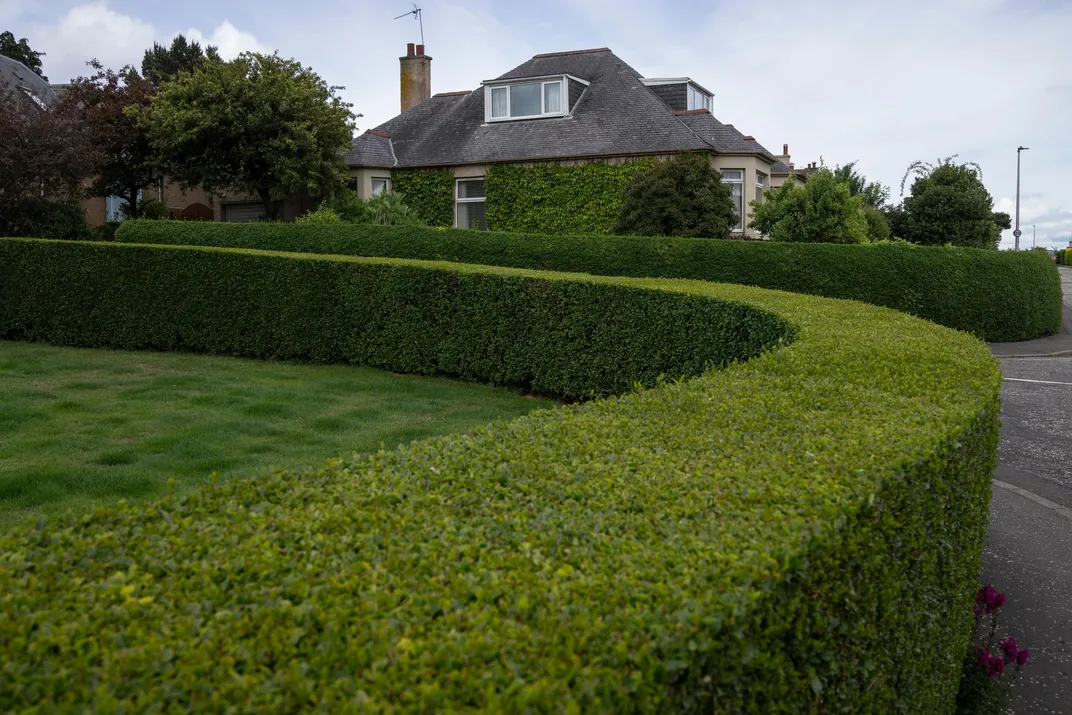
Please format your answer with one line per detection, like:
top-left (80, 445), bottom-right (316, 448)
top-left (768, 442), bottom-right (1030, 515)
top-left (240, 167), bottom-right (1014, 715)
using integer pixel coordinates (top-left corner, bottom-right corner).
top-left (721, 169), bottom-right (744, 231)
top-left (105, 190), bottom-right (141, 222)
top-left (371, 177), bottom-right (391, 196)
top-left (455, 178), bottom-right (487, 230)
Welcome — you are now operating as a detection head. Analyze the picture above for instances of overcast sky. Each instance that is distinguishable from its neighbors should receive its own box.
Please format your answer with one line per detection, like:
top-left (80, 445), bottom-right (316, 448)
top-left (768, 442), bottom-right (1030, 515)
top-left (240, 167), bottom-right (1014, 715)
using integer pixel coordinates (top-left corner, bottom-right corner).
top-left (5, 0), bottom-right (1071, 249)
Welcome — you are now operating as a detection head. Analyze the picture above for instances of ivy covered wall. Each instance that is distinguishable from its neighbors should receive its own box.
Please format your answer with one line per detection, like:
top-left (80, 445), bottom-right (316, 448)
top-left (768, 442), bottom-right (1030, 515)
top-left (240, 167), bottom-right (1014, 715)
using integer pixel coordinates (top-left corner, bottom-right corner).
top-left (392, 169), bottom-right (455, 227)
top-left (485, 161), bottom-right (655, 235)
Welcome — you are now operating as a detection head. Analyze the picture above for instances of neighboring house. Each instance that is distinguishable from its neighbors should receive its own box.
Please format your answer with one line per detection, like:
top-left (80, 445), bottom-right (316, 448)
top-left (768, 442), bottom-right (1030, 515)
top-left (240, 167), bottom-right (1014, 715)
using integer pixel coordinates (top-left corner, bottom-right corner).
top-left (346, 44), bottom-right (808, 236)
top-left (1, 54), bottom-right (56, 108)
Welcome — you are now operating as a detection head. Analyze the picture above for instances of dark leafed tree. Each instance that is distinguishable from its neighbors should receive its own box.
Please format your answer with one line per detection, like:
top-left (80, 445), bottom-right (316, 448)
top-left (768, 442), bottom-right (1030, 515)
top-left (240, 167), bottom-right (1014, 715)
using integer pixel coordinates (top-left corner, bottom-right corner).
top-left (616, 153), bottom-right (738, 238)
top-left (0, 86), bottom-right (99, 233)
top-left (900, 157), bottom-right (1001, 249)
top-left (141, 34), bottom-right (220, 86)
top-left (0, 31), bottom-right (46, 79)
top-left (139, 52), bottom-right (356, 219)
top-left (749, 169), bottom-right (869, 244)
top-left (62, 62), bottom-right (160, 219)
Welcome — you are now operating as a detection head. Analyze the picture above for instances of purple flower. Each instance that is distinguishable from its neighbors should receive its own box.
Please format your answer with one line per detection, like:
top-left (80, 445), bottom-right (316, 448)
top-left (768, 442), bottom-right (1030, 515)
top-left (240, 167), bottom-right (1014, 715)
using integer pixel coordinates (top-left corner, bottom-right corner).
top-left (1000, 637), bottom-right (1019, 660)
top-left (993, 592), bottom-right (1006, 610)
top-left (1017, 649), bottom-right (1030, 666)
top-left (976, 647), bottom-right (991, 667)
top-left (988, 656), bottom-right (1005, 677)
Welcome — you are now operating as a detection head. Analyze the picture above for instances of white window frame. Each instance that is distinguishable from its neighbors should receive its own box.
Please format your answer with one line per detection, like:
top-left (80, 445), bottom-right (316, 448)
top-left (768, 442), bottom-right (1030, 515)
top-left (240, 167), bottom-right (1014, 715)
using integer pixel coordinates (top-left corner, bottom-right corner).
top-left (755, 172), bottom-right (767, 204)
top-left (454, 177), bottom-right (487, 230)
top-left (483, 74), bottom-right (587, 123)
top-left (371, 177), bottom-right (391, 197)
top-left (687, 83), bottom-right (712, 112)
top-left (721, 169), bottom-right (745, 232)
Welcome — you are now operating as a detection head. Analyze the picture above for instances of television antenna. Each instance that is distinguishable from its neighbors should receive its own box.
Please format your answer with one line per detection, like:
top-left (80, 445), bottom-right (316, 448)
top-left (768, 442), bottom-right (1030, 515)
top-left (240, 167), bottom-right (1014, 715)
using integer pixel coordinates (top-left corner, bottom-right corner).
top-left (394, 4), bottom-right (425, 46)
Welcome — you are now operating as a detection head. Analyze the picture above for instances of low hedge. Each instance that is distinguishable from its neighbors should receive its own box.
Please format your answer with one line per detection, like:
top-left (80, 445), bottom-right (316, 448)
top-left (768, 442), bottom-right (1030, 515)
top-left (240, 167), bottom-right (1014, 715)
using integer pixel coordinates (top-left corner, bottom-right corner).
top-left (0, 238), bottom-right (1000, 712)
top-left (116, 220), bottom-right (1062, 342)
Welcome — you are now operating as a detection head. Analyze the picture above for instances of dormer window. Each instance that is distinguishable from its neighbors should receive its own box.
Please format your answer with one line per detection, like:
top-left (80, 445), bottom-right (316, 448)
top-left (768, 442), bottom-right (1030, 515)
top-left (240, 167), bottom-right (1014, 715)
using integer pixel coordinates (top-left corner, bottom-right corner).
top-left (687, 84), bottom-right (712, 112)
top-left (483, 74), bottom-right (588, 122)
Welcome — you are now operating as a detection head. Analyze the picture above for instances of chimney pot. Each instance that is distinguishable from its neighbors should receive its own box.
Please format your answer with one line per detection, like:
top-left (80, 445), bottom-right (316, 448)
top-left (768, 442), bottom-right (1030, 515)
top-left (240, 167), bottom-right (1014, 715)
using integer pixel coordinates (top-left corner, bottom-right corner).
top-left (416, 44), bottom-right (425, 56)
top-left (789, 162), bottom-right (795, 169)
top-left (406, 42), bottom-right (415, 57)
top-left (783, 143), bottom-right (788, 155)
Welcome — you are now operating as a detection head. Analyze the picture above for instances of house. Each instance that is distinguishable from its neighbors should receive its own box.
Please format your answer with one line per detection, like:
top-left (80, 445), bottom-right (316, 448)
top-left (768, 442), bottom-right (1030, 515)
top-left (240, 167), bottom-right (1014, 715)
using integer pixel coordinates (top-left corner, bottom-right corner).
top-left (345, 45), bottom-right (807, 237)
top-left (1, 54), bottom-right (56, 108)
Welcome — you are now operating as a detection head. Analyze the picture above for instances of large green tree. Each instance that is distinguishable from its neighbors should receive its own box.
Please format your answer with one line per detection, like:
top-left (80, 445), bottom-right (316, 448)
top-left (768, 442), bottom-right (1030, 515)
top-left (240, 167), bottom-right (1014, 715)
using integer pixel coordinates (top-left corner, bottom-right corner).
top-left (0, 31), bottom-right (46, 79)
top-left (139, 52), bottom-right (356, 219)
top-left (901, 158), bottom-right (1000, 248)
top-left (616, 153), bottom-right (738, 238)
top-left (62, 62), bottom-right (160, 220)
top-left (141, 34), bottom-right (219, 86)
top-left (750, 168), bottom-right (869, 243)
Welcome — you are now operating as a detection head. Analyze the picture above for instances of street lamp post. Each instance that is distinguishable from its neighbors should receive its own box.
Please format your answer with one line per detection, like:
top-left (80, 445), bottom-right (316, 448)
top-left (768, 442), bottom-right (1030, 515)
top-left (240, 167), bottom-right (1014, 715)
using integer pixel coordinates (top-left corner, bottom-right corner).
top-left (1015, 146), bottom-right (1029, 250)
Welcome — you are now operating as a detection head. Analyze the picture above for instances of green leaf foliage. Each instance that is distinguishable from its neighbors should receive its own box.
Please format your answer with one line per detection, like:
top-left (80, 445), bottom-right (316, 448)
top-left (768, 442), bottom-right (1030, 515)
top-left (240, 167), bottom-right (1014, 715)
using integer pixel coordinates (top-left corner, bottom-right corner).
top-left (116, 220), bottom-right (1062, 342)
top-left (903, 161), bottom-right (1001, 249)
top-left (140, 34), bottom-right (218, 87)
top-left (0, 31), bottom-right (46, 79)
top-left (138, 52), bottom-right (355, 219)
top-left (486, 160), bottom-right (654, 235)
top-left (0, 235), bottom-right (1000, 713)
top-left (391, 169), bottom-right (455, 227)
top-left (750, 169), bottom-right (869, 244)
top-left (615, 154), bottom-right (737, 238)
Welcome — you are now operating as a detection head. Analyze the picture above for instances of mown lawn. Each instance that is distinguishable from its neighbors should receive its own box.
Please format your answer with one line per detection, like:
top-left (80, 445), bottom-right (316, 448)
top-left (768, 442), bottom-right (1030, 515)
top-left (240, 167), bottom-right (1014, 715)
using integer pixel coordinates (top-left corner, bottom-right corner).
top-left (0, 340), bottom-right (553, 530)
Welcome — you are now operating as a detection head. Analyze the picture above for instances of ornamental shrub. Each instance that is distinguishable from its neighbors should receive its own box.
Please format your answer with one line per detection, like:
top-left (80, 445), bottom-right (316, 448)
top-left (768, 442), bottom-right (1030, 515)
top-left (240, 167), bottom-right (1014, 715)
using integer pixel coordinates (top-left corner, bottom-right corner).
top-left (750, 169), bottom-right (869, 244)
top-left (116, 221), bottom-right (1062, 342)
top-left (615, 154), bottom-right (737, 239)
top-left (295, 206), bottom-right (342, 224)
top-left (487, 160), bottom-right (654, 235)
top-left (902, 160), bottom-right (1001, 249)
top-left (0, 237), bottom-right (999, 713)
top-left (0, 199), bottom-right (92, 241)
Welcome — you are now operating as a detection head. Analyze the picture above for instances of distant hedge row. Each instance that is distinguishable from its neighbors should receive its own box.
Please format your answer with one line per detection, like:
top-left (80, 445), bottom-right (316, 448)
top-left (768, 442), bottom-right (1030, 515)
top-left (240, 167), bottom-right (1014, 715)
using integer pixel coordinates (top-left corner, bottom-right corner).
top-left (117, 220), bottom-right (1062, 342)
top-left (0, 237), bottom-right (1000, 712)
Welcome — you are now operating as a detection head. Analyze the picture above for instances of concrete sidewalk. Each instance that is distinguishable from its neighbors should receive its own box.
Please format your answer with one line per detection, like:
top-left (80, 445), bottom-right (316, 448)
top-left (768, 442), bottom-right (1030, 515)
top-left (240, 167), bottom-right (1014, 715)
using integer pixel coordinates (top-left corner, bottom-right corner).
top-left (982, 266), bottom-right (1072, 712)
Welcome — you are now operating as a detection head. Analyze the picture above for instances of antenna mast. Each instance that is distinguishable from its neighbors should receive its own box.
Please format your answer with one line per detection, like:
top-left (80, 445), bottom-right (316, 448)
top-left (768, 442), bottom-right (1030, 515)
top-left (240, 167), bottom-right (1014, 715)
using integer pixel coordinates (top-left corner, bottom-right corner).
top-left (393, 4), bottom-right (424, 46)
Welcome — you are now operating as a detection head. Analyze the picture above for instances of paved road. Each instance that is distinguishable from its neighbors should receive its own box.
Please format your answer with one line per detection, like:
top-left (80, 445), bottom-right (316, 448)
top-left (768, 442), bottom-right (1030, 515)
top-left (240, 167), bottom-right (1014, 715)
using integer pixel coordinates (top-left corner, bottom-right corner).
top-left (984, 265), bottom-right (1072, 713)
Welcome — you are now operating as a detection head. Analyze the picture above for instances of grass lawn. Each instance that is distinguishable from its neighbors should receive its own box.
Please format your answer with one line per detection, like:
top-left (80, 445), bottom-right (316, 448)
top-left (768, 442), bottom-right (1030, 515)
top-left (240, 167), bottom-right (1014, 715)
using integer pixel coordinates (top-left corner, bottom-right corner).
top-left (0, 340), bottom-right (554, 530)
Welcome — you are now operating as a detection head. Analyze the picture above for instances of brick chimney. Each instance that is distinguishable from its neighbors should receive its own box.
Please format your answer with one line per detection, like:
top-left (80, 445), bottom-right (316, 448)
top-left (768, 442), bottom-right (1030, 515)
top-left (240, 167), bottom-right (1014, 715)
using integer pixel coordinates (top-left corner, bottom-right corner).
top-left (400, 43), bottom-right (431, 113)
top-left (777, 143), bottom-right (791, 165)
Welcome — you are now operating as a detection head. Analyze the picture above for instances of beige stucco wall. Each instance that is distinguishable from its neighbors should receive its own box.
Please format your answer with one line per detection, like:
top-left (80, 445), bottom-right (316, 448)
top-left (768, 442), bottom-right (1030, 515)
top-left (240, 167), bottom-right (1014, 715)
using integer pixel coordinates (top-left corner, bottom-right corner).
top-left (710, 154), bottom-right (776, 238)
top-left (349, 168), bottom-right (396, 200)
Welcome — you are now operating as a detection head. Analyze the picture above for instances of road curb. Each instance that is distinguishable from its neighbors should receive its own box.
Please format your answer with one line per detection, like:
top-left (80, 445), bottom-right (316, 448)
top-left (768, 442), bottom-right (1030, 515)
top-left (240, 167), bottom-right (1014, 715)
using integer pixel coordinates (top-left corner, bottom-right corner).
top-left (993, 479), bottom-right (1072, 523)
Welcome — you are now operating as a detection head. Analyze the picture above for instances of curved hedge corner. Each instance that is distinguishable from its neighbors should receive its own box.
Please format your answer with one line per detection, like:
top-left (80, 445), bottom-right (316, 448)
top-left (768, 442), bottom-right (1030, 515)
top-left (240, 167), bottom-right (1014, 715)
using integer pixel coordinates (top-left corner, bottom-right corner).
top-left (0, 238), bottom-right (1000, 713)
top-left (116, 220), bottom-right (1062, 342)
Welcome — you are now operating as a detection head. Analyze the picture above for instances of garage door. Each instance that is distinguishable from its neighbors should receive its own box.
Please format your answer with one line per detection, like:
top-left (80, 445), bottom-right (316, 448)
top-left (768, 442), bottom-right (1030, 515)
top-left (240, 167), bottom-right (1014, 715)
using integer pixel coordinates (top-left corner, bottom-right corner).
top-left (222, 202), bottom-right (267, 223)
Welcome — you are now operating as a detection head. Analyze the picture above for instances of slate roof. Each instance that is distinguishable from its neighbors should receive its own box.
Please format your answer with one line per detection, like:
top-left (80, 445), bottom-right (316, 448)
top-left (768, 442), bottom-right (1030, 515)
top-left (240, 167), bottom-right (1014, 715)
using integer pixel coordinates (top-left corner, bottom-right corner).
top-left (348, 48), bottom-right (776, 168)
top-left (343, 130), bottom-right (396, 168)
top-left (0, 55), bottom-right (56, 107)
top-left (770, 160), bottom-right (793, 174)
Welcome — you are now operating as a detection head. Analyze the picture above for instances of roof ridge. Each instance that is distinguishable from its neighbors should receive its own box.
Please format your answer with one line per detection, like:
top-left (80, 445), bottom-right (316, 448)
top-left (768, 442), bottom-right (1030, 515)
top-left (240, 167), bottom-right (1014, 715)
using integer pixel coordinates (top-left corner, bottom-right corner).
top-left (532, 47), bottom-right (610, 59)
top-left (432, 90), bottom-right (472, 97)
top-left (672, 108), bottom-right (711, 116)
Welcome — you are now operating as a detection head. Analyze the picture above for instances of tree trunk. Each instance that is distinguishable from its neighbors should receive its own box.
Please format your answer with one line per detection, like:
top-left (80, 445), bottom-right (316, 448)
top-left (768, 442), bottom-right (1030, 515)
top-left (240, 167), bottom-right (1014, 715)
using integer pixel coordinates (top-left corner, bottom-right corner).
top-left (257, 188), bottom-right (279, 222)
top-left (126, 186), bottom-right (140, 220)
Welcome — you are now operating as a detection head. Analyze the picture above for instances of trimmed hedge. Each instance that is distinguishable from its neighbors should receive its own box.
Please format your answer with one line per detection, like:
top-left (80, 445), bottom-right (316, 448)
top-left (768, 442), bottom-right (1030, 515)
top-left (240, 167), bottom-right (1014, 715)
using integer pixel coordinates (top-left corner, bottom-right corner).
top-left (116, 220), bottom-right (1062, 342)
top-left (0, 237), bottom-right (1001, 712)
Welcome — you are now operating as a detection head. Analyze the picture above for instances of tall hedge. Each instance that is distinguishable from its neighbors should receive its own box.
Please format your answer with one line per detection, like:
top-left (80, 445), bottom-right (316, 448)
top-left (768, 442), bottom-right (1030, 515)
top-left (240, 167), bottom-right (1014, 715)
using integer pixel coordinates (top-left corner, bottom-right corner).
top-left (0, 237), bottom-right (1000, 712)
top-left (117, 220), bottom-right (1063, 342)
top-left (390, 168), bottom-right (454, 227)
top-left (485, 161), bottom-right (653, 234)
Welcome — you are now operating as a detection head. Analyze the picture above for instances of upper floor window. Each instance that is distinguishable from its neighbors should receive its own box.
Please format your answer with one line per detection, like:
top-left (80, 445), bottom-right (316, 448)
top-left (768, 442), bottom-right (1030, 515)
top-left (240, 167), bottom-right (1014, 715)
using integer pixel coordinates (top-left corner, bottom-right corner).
top-left (483, 74), bottom-right (587, 123)
top-left (687, 84), bottom-right (712, 111)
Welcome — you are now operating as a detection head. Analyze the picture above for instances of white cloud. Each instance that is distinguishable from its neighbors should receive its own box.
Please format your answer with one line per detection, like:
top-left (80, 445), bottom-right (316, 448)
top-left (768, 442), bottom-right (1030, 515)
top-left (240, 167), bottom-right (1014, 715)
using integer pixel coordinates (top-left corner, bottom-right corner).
top-left (183, 20), bottom-right (269, 60)
top-left (30, 2), bottom-right (155, 80)
top-left (17, 3), bottom-right (266, 83)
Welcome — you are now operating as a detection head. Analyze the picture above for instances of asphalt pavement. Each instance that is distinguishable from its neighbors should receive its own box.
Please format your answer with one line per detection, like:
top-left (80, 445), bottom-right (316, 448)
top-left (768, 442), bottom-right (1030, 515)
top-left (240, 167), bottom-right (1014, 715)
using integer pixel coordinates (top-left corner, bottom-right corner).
top-left (983, 265), bottom-right (1072, 713)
